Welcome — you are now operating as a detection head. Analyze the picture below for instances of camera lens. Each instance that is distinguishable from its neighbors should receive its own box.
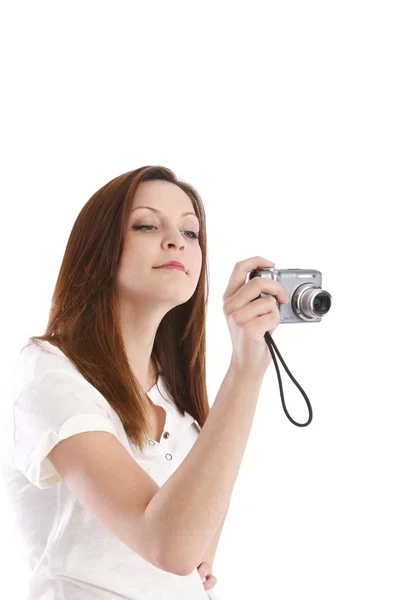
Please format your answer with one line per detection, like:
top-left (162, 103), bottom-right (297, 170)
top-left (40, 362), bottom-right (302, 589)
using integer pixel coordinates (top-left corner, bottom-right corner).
top-left (313, 292), bottom-right (331, 315)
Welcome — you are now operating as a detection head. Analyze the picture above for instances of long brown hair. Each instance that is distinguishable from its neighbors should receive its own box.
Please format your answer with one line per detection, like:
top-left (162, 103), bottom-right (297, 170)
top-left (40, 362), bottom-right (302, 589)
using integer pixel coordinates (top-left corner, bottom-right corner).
top-left (26, 166), bottom-right (210, 452)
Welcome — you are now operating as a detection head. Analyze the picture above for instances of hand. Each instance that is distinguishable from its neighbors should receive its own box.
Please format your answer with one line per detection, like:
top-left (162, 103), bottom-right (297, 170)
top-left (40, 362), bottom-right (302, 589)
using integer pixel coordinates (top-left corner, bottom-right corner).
top-left (222, 256), bottom-right (289, 376)
top-left (197, 561), bottom-right (217, 591)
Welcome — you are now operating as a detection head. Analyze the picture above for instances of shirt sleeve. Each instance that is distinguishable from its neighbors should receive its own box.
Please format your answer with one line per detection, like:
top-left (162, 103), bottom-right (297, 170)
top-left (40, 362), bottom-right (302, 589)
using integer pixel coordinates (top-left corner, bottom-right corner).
top-left (13, 370), bottom-right (119, 489)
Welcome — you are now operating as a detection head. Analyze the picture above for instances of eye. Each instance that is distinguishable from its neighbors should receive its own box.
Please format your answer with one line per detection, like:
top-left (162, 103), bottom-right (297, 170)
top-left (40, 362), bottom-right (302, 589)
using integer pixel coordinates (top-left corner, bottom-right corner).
top-left (132, 225), bottom-right (199, 239)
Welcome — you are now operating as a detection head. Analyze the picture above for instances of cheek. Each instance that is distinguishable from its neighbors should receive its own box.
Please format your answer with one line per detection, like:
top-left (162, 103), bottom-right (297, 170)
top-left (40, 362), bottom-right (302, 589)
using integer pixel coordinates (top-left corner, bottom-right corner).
top-left (197, 249), bottom-right (203, 269)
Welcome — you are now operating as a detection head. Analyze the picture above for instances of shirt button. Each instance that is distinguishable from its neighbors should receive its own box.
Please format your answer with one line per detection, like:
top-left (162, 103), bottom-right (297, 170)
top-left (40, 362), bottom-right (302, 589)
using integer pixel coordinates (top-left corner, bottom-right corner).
top-left (163, 431), bottom-right (170, 439)
top-left (165, 453), bottom-right (173, 460)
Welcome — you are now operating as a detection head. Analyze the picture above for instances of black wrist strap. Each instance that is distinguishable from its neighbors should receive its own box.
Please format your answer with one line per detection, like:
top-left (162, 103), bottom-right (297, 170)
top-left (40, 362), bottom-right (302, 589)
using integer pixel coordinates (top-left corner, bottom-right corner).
top-left (264, 331), bottom-right (313, 427)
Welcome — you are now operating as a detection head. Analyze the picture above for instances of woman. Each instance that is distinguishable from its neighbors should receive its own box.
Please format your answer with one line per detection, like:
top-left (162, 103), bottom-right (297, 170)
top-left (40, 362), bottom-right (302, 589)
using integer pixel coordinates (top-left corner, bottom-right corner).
top-left (2, 165), bottom-right (221, 599)
top-left (1, 165), bottom-right (285, 598)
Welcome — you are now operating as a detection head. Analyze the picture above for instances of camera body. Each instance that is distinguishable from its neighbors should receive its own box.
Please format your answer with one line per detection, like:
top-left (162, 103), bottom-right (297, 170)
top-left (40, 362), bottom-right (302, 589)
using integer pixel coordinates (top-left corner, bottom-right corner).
top-left (248, 267), bottom-right (332, 323)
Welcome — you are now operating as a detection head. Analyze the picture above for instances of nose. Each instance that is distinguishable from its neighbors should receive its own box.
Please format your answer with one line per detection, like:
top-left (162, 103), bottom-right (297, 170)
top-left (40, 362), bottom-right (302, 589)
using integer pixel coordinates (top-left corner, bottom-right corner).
top-left (163, 229), bottom-right (186, 249)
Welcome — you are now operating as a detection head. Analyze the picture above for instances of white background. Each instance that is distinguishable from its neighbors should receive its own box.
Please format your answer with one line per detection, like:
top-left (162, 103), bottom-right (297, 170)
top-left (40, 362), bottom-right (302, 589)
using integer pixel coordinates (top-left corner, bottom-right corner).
top-left (1, 1), bottom-right (399, 598)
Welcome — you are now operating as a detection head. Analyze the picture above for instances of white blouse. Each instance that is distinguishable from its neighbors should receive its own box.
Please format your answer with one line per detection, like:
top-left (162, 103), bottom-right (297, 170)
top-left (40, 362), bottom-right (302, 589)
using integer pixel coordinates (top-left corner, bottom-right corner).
top-left (0, 339), bottom-right (221, 599)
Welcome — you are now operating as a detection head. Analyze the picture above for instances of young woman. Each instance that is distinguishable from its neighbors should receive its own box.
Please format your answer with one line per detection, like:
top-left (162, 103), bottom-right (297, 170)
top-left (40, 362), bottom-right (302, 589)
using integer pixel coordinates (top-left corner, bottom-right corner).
top-left (1, 165), bottom-right (287, 599)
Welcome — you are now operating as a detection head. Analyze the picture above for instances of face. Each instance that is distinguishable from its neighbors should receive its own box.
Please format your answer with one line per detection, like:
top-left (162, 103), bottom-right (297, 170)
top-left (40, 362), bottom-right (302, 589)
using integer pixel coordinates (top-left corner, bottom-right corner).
top-left (115, 180), bottom-right (203, 310)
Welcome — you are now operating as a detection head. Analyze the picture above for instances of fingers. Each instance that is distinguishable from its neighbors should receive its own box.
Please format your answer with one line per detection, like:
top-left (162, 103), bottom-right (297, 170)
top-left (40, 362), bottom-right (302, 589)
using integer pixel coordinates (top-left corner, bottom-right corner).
top-left (197, 561), bottom-right (218, 589)
top-left (224, 272), bottom-right (288, 317)
top-left (222, 256), bottom-right (275, 304)
top-left (231, 294), bottom-right (277, 325)
top-left (198, 561), bottom-right (212, 581)
top-left (245, 309), bottom-right (281, 341)
top-left (203, 574), bottom-right (218, 590)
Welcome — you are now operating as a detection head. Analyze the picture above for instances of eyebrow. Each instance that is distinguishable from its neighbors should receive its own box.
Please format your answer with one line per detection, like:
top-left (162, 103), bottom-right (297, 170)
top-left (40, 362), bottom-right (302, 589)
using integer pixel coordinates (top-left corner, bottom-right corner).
top-left (131, 206), bottom-right (198, 219)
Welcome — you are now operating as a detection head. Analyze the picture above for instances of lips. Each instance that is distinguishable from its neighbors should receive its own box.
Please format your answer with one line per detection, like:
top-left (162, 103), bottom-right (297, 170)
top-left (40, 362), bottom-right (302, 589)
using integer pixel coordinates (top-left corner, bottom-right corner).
top-left (155, 261), bottom-right (185, 271)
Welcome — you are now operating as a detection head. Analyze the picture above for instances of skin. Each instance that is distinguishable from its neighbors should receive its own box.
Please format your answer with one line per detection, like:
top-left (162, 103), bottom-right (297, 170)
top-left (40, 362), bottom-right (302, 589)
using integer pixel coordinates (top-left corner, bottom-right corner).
top-left (115, 178), bottom-right (203, 390)
top-left (198, 561), bottom-right (218, 591)
top-left (115, 181), bottom-right (218, 590)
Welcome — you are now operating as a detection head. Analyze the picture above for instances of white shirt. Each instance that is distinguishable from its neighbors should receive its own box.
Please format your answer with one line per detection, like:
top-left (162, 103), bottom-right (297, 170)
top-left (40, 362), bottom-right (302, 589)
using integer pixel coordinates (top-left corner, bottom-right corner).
top-left (0, 339), bottom-right (221, 599)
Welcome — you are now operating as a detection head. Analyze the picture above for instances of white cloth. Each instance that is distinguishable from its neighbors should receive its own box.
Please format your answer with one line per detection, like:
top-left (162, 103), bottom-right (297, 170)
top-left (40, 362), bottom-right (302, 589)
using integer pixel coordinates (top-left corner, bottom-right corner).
top-left (0, 339), bottom-right (222, 600)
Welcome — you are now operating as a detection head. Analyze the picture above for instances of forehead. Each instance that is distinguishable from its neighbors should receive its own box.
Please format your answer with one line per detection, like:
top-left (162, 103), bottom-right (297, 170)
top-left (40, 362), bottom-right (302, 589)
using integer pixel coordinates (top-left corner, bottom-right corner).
top-left (133, 180), bottom-right (190, 207)
top-left (131, 180), bottom-right (198, 219)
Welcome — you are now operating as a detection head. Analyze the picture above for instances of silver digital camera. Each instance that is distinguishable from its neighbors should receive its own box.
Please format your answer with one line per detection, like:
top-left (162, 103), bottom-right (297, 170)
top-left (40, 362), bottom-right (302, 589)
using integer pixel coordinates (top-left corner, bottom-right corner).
top-left (248, 267), bottom-right (332, 323)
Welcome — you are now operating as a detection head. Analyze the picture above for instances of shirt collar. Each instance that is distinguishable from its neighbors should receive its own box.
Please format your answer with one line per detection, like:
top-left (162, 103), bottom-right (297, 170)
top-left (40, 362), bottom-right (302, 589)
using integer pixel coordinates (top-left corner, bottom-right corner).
top-left (147, 374), bottom-right (200, 431)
